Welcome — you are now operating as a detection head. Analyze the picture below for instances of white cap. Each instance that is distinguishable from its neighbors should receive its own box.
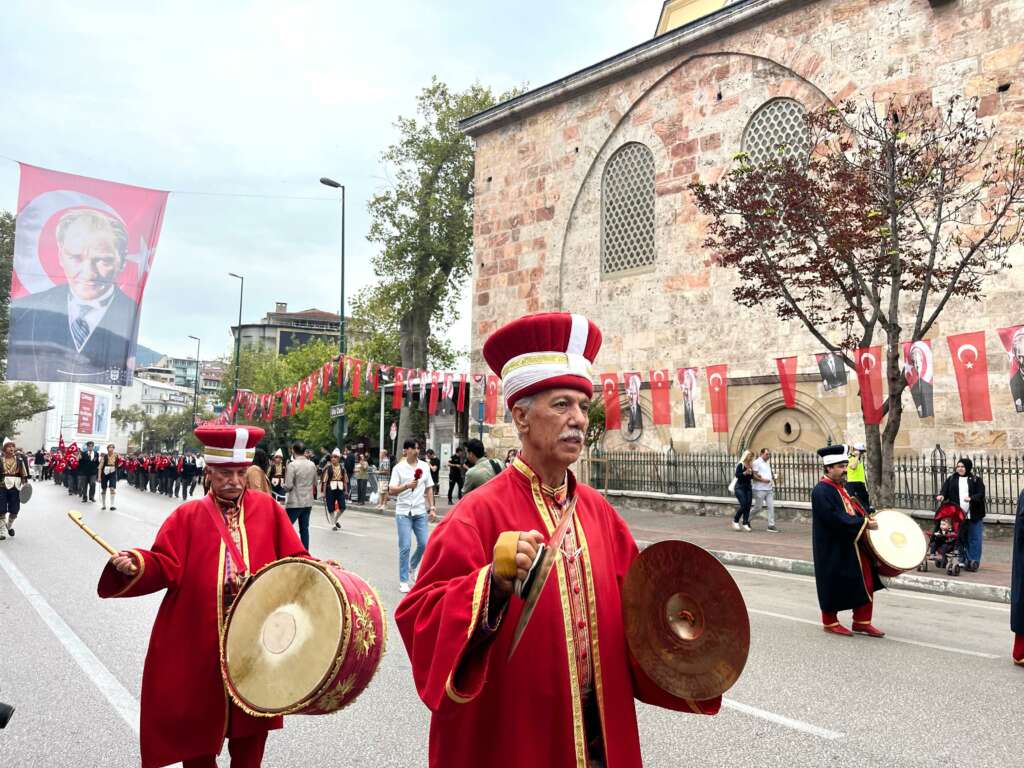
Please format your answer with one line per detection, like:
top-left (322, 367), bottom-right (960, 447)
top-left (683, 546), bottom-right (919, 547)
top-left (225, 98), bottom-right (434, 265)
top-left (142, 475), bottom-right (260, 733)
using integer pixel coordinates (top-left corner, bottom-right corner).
top-left (853, 442), bottom-right (866, 452)
top-left (2, 438), bottom-right (13, 448)
top-left (332, 448), bottom-right (341, 457)
top-left (818, 444), bottom-right (850, 466)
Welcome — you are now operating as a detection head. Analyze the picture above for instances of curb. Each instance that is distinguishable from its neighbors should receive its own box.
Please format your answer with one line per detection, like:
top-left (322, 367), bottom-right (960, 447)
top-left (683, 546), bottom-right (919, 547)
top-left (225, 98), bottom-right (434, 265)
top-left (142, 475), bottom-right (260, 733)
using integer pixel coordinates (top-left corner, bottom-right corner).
top-left (633, 542), bottom-right (1010, 605)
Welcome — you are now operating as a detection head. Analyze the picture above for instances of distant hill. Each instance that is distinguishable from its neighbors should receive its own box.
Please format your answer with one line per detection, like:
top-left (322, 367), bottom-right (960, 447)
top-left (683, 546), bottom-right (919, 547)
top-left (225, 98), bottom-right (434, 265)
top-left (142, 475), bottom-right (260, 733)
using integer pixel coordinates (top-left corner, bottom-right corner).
top-left (135, 344), bottom-right (163, 367)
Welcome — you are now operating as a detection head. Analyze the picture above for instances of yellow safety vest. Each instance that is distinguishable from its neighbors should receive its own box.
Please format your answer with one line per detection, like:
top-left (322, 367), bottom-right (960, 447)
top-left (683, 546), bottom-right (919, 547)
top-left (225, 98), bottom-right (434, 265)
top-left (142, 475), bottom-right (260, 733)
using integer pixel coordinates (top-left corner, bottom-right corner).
top-left (847, 458), bottom-right (866, 483)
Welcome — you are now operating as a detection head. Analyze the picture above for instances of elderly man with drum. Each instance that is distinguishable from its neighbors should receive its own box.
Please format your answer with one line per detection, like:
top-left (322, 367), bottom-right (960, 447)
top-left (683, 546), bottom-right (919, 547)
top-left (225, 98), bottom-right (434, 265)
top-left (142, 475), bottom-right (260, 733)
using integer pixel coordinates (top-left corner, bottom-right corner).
top-left (812, 444), bottom-right (886, 638)
top-left (99, 425), bottom-right (308, 768)
top-left (396, 313), bottom-right (721, 768)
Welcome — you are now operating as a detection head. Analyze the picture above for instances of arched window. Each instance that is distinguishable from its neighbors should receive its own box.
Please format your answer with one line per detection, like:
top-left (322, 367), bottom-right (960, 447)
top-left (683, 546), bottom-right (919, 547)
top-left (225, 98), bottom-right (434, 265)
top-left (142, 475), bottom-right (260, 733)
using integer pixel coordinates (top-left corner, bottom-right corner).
top-left (601, 142), bottom-right (656, 275)
top-left (742, 98), bottom-right (811, 166)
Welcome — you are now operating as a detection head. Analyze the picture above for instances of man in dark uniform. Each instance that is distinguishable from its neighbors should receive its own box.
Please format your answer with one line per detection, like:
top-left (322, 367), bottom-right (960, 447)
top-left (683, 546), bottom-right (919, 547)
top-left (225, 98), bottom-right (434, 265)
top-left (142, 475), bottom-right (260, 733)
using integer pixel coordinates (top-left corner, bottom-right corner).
top-left (181, 452), bottom-right (199, 498)
top-left (78, 441), bottom-right (99, 503)
top-left (1011, 489), bottom-right (1024, 665)
top-left (811, 444), bottom-right (885, 638)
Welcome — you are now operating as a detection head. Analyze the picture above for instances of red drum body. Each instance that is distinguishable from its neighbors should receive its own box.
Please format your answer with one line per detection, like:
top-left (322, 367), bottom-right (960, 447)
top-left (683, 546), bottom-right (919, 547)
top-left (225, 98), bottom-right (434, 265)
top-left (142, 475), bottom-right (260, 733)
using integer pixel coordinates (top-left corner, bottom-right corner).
top-left (221, 557), bottom-right (385, 716)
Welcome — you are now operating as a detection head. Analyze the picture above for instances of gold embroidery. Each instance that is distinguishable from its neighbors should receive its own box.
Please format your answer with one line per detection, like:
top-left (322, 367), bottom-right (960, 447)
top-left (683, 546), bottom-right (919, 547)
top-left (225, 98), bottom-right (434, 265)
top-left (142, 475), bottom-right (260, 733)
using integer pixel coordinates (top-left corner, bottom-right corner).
top-left (352, 602), bottom-right (376, 659)
top-left (316, 673), bottom-right (358, 712)
top-left (575, 520), bottom-right (609, 755)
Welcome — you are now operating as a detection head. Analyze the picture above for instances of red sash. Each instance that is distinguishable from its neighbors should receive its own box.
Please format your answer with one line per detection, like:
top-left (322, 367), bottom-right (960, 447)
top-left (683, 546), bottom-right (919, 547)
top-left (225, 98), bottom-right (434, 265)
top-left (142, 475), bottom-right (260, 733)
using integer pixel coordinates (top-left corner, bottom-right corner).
top-left (202, 493), bottom-right (248, 576)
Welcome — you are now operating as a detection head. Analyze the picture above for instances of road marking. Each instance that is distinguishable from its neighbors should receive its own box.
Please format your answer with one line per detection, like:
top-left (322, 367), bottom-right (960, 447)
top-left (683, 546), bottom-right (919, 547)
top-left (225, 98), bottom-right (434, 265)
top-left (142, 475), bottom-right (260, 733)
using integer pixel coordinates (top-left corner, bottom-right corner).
top-left (0, 551), bottom-right (140, 734)
top-left (728, 566), bottom-right (1010, 613)
top-left (110, 510), bottom-right (148, 524)
top-left (722, 698), bottom-right (844, 740)
top-left (748, 609), bottom-right (1000, 659)
top-left (310, 523), bottom-right (367, 537)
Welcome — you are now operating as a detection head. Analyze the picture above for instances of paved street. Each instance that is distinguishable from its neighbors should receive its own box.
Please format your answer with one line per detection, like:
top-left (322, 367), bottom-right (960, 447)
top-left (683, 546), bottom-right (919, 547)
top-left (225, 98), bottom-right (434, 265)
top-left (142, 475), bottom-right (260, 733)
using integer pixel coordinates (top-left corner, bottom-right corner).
top-left (1, 480), bottom-right (1020, 767)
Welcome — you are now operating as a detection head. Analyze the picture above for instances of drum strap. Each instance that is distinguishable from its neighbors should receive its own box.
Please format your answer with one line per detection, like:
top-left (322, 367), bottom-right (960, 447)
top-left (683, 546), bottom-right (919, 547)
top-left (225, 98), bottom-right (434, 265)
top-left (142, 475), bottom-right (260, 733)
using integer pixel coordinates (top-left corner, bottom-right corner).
top-left (203, 496), bottom-right (249, 576)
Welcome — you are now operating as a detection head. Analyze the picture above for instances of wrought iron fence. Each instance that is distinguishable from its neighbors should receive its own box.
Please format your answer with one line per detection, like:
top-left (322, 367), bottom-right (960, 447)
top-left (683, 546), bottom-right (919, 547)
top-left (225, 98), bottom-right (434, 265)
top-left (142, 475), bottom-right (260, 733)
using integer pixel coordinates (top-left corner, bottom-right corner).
top-left (586, 448), bottom-right (1024, 516)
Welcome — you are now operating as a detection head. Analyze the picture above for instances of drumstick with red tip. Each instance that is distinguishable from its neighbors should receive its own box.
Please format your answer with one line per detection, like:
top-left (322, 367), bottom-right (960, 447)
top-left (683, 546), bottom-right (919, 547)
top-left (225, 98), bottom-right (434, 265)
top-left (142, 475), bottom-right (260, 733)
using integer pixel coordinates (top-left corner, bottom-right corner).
top-left (67, 510), bottom-right (119, 557)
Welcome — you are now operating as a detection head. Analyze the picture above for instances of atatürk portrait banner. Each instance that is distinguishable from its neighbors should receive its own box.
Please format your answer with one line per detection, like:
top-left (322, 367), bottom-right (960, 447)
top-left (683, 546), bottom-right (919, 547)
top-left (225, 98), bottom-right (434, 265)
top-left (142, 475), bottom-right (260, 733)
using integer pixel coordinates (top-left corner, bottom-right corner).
top-left (7, 164), bottom-right (168, 385)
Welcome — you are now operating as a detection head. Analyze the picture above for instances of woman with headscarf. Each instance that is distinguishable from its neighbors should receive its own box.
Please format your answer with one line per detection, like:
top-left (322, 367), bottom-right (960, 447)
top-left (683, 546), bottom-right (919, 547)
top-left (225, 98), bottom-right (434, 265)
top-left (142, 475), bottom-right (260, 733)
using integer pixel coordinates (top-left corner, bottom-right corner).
top-left (936, 458), bottom-right (986, 571)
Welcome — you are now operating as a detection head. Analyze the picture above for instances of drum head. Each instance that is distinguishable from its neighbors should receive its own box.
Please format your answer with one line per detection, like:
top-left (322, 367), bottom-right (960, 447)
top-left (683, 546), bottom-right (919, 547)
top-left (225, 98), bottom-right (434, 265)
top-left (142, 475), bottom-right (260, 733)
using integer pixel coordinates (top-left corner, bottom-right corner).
top-left (19, 484), bottom-right (32, 504)
top-left (867, 510), bottom-right (927, 571)
top-left (225, 560), bottom-right (346, 713)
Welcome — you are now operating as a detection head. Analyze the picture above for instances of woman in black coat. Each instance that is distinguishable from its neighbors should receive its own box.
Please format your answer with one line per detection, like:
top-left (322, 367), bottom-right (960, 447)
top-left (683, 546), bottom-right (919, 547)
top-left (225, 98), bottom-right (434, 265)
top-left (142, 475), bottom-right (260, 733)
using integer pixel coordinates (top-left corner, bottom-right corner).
top-left (936, 458), bottom-right (986, 571)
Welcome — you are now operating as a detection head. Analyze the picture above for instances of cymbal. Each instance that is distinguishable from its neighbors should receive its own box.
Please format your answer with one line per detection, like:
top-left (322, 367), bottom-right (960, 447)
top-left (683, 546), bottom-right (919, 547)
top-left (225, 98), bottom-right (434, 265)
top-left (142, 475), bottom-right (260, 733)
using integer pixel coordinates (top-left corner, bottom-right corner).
top-left (623, 540), bottom-right (749, 701)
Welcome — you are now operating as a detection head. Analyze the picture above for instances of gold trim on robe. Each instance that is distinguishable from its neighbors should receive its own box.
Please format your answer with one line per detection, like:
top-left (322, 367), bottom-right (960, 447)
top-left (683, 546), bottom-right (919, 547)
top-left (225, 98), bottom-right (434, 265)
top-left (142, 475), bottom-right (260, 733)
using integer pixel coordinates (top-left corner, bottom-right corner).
top-left (109, 549), bottom-right (147, 597)
top-left (445, 565), bottom-right (493, 704)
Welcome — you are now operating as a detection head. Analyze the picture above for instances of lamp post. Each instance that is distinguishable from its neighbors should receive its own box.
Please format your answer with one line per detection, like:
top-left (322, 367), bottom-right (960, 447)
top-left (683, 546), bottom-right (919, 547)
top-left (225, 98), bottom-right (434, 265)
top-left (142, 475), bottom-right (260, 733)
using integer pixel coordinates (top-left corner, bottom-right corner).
top-left (319, 177), bottom-right (346, 448)
top-left (228, 272), bottom-right (244, 423)
top-left (187, 335), bottom-right (201, 427)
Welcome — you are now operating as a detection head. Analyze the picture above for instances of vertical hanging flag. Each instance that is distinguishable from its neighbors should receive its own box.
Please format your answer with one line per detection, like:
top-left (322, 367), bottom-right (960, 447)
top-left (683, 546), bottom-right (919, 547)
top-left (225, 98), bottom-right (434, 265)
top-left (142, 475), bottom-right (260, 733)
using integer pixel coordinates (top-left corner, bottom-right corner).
top-left (484, 374), bottom-right (500, 424)
top-left (457, 373), bottom-right (468, 413)
top-left (623, 371), bottom-right (644, 434)
top-left (676, 367), bottom-right (699, 428)
top-left (599, 373), bottom-right (622, 430)
top-left (997, 325), bottom-right (1024, 413)
top-left (902, 340), bottom-right (934, 418)
top-left (815, 351), bottom-right (848, 391)
top-left (706, 365), bottom-right (729, 433)
top-left (405, 369), bottom-right (416, 408)
top-left (948, 331), bottom-right (992, 422)
top-left (351, 359), bottom-right (362, 398)
top-left (392, 368), bottom-right (405, 409)
top-left (428, 370), bottom-right (440, 415)
top-left (321, 362), bottom-right (332, 394)
top-left (649, 369), bottom-right (672, 426)
top-left (854, 346), bottom-right (884, 424)
top-left (441, 373), bottom-right (454, 415)
top-left (776, 357), bottom-right (798, 408)
top-left (418, 371), bottom-right (429, 413)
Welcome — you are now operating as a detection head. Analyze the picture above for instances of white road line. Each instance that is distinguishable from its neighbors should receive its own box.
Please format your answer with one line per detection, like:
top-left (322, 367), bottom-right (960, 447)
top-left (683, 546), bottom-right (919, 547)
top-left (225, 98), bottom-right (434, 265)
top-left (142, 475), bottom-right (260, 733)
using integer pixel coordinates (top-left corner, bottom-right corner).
top-left (722, 698), bottom-right (844, 740)
top-left (728, 565), bottom-right (1010, 613)
top-left (748, 608), bottom-right (1000, 659)
top-left (0, 551), bottom-right (140, 734)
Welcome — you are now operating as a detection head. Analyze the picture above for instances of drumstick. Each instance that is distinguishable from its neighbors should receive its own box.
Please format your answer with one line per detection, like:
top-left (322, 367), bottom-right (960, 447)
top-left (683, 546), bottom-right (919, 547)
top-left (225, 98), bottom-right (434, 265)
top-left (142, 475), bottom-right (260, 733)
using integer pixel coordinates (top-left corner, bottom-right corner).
top-left (67, 510), bottom-right (119, 557)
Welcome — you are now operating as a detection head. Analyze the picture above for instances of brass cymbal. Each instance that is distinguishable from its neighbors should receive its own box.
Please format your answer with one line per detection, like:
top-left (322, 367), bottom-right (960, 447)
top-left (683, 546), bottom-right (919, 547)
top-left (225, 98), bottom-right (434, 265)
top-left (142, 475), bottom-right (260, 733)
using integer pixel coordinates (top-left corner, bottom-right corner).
top-left (623, 540), bottom-right (750, 701)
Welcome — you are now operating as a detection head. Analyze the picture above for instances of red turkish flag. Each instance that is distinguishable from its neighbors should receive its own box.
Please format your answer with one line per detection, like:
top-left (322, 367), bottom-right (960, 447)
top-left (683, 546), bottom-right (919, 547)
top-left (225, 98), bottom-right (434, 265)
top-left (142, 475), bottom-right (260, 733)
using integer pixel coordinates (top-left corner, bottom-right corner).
top-left (457, 373), bottom-right (467, 412)
top-left (705, 365), bottom-right (728, 432)
top-left (392, 368), bottom-right (405, 409)
top-left (428, 371), bottom-right (440, 415)
top-left (855, 346), bottom-right (884, 425)
top-left (484, 374), bottom-right (500, 424)
top-left (351, 359), bottom-right (362, 398)
top-left (948, 331), bottom-right (992, 422)
top-left (775, 357), bottom-right (798, 408)
top-left (649, 369), bottom-right (672, 425)
top-left (599, 373), bottom-right (622, 430)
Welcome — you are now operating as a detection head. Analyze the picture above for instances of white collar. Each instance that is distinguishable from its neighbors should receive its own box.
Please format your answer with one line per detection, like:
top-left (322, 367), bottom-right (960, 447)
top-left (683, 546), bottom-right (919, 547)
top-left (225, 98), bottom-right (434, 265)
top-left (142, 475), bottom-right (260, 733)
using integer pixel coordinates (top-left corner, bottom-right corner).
top-left (67, 286), bottom-right (115, 313)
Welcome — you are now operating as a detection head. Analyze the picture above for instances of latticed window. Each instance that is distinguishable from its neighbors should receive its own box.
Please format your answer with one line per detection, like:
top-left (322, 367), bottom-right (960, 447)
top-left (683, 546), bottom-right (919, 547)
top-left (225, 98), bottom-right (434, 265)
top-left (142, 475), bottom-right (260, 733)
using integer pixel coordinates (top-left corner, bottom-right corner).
top-left (601, 142), bottom-right (656, 275)
top-left (742, 98), bottom-right (811, 166)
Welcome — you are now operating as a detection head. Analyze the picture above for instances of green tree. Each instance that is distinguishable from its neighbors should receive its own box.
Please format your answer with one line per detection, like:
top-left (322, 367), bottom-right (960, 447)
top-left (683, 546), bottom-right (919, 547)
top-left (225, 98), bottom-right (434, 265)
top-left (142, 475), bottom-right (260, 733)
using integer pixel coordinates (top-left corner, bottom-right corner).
top-left (363, 78), bottom-right (520, 448)
top-left (0, 382), bottom-right (52, 443)
top-left (113, 405), bottom-right (209, 452)
top-left (0, 211), bottom-right (15, 375)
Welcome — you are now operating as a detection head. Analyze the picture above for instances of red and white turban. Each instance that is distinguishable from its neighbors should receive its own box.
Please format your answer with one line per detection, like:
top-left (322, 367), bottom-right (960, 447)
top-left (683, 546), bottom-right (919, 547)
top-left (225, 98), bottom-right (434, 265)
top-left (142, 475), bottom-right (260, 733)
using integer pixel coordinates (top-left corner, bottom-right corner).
top-left (194, 425), bottom-right (264, 469)
top-left (482, 312), bottom-right (602, 408)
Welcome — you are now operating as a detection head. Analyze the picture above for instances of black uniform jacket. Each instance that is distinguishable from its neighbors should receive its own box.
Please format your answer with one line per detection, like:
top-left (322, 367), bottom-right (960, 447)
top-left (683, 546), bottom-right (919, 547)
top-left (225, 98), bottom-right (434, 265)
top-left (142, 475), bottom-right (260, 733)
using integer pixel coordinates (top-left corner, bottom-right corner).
top-left (1011, 491), bottom-right (1024, 634)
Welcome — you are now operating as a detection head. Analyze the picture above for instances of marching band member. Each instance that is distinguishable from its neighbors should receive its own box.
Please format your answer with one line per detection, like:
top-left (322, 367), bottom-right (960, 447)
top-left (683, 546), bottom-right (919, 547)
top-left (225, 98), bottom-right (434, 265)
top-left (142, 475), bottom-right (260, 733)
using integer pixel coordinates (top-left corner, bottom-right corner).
top-left (321, 448), bottom-right (348, 531)
top-left (0, 439), bottom-right (29, 540)
top-left (1012, 489), bottom-right (1023, 665)
top-left (98, 425), bottom-right (308, 767)
top-left (811, 444), bottom-right (885, 638)
top-left (396, 313), bottom-right (719, 768)
top-left (98, 443), bottom-right (120, 510)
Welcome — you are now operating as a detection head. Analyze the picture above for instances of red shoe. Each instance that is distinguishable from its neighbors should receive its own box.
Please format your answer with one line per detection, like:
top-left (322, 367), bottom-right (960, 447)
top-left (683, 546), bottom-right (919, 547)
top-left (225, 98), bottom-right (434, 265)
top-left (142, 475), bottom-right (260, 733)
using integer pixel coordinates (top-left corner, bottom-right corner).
top-left (852, 623), bottom-right (886, 638)
top-left (1013, 634), bottom-right (1024, 666)
top-left (823, 623), bottom-right (853, 637)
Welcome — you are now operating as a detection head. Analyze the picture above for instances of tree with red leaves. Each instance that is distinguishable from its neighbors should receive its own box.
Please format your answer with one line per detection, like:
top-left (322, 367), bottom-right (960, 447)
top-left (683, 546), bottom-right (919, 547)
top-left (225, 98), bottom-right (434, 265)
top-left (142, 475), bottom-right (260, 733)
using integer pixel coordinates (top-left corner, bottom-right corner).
top-left (691, 95), bottom-right (1024, 505)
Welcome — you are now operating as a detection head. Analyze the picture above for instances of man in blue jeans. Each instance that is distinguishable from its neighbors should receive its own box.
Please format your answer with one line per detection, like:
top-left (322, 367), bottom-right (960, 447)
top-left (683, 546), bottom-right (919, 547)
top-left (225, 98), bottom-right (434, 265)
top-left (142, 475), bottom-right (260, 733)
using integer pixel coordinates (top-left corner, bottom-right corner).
top-left (389, 438), bottom-right (437, 593)
top-left (283, 440), bottom-right (317, 550)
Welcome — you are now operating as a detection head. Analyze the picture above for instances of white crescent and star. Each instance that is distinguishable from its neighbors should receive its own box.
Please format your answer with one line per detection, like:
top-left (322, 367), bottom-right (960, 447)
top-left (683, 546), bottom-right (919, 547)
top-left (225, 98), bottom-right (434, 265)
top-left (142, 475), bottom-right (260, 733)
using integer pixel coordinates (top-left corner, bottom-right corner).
top-left (709, 372), bottom-right (724, 390)
top-left (860, 352), bottom-right (877, 373)
top-left (957, 343), bottom-right (979, 369)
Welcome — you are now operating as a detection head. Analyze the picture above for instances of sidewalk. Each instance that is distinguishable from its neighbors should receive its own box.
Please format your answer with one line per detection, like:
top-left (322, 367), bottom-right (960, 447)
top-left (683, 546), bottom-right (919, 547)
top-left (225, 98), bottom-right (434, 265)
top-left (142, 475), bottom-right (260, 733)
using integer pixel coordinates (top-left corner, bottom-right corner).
top-left (345, 492), bottom-right (1013, 604)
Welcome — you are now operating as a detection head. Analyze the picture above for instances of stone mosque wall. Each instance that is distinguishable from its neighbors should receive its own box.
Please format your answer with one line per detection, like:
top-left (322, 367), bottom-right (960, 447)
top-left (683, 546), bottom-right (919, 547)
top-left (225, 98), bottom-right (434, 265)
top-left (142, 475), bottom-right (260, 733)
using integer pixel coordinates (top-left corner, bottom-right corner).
top-left (466, 0), bottom-right (1024, 456)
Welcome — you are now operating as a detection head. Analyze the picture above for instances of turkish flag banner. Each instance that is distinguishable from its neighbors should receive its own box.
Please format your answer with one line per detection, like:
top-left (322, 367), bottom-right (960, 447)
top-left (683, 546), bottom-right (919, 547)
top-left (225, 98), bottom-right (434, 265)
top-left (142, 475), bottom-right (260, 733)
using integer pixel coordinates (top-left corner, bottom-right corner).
top-left (457, 373), bottom-right (467, 412)
top-left (428, 371), bottom-right (440, 415)
top-left (948, 331), bottom-right (992, 422)
top-left (776, 357), bottom-right (798, 408)
top-left (855, 346), bottom-right (884, 425)
top-left (484, 374), bottom-right (500, 424)
top-left (649, 368), bottom-right (672, 425)
top-left (676, 367), bottom-right (699, 429)
top-left (901, 339), bottom-right (935, 418)
top-left (599, 373), bottom-right (622, 430)
top-left (392, 368), bottom-right (405, 410)
top-left (706, 365), bottom-right (729, 433)
top-left (441, 373), bottom-right (454, 415)
top-left (351, 359), bottom-right (362, 398)
top-left (997, 325), bottom-right (1024, 413)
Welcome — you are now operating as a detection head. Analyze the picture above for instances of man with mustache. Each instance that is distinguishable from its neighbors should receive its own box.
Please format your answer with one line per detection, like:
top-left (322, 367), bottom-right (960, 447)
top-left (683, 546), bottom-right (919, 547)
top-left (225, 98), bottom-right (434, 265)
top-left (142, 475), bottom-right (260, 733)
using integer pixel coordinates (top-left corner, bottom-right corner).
top-left (396, 313), bottom-right (720, 768)
top-left (98, 425), bottom-right (308, 768)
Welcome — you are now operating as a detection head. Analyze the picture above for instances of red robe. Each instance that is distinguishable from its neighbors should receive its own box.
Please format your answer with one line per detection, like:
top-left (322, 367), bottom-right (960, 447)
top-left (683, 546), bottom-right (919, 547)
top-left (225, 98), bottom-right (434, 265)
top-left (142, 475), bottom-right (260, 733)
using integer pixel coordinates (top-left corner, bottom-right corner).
top-left (98, 490), bottom-right (308, 768)
top-left (395, 457), bottom-right (719, 768)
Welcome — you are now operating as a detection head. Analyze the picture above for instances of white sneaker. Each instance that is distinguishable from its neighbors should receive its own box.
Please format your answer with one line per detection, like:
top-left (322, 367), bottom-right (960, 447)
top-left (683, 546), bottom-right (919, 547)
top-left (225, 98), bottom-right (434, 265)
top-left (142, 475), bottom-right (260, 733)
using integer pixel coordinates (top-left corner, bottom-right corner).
top-left (732, 521), bottom-right (740, 531)
top-left (399, 582), bottom-right (411, 593)
top-left (743, 524), bottom-right (752, 532)
top-left (410, 567), bottom-right (419, 583)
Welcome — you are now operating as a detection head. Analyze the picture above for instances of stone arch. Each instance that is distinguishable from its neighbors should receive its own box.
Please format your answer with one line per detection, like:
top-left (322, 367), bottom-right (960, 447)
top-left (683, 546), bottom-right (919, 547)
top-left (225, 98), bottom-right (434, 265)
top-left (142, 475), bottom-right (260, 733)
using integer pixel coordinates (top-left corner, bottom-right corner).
top-left (555, 43), bottom-right (861, 308)
top-left (729, 389), bottom-right (841, 455)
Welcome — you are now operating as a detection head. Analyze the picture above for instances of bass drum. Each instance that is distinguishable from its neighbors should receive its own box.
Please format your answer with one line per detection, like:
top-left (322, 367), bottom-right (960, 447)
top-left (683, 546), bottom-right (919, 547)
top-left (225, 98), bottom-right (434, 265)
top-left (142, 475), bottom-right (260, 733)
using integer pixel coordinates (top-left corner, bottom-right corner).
top-left (221, 557), bottom-right (386, 716)
top-left (865, 509), bottom-right (928, 577)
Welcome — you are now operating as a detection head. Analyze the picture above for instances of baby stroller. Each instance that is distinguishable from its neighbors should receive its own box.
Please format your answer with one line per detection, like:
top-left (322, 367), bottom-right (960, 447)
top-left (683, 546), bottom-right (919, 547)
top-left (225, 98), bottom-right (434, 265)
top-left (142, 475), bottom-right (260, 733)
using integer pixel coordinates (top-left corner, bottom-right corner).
top-left (919, 503), bottom-right (965, 576)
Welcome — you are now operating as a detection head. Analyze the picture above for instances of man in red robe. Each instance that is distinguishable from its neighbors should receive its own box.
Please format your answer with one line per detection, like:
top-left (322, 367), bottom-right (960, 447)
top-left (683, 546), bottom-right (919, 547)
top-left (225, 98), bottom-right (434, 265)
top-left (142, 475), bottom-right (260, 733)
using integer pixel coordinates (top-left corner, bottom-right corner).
top-left (396, 313), bottom-right (720, 768)
top-left (99, 425), bottom-right (308, 768)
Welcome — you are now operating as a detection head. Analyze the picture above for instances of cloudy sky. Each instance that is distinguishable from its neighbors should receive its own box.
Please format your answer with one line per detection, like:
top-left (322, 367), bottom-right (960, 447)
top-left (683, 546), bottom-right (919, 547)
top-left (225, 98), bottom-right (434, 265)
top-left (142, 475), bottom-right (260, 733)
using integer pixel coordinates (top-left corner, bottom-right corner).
top-left (0, 0), bottom-right (653, 363)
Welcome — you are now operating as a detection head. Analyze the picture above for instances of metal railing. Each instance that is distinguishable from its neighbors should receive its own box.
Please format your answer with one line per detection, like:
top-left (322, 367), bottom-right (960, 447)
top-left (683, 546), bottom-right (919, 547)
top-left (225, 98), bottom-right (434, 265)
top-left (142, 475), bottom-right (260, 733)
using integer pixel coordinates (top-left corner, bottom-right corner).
top-left (584, 448), bottom-right (1024, 516)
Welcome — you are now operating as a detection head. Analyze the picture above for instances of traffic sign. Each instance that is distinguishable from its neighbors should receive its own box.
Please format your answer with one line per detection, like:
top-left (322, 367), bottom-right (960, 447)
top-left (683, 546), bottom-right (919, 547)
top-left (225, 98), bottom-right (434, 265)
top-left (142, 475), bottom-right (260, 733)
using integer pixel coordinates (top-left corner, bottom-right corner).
top-left (330, 404), bottom-right (346, 419)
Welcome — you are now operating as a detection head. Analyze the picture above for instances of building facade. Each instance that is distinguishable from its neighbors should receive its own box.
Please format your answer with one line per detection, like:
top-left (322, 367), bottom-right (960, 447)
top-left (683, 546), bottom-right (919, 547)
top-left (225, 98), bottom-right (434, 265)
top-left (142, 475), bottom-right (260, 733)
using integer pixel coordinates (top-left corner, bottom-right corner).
top-left (463, 0), bottom-right (1024, 456)
top-left (231, 302), bottom-right (357, 356)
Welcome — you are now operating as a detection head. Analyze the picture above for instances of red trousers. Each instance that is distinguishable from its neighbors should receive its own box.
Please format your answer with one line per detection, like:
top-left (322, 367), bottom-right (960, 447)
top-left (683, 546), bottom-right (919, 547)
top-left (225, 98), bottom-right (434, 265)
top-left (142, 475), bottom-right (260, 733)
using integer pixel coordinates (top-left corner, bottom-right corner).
top-left (182, 733), bottom-right (267, 768)
top-left (821, 546), bottom-right (875, 627)
top-left (1014, 633), bottom-right (1024, 665)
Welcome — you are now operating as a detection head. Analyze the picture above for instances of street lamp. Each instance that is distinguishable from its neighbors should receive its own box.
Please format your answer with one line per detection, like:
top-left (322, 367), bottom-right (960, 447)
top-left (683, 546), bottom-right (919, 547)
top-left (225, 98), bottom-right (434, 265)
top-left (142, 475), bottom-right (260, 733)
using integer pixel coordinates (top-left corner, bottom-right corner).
top-left (320, 177), bottom-right (346, 448)
top-left (228, 272), bottom-right (244, 423)
top-left (188, 335), bottom-right (201, 427)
